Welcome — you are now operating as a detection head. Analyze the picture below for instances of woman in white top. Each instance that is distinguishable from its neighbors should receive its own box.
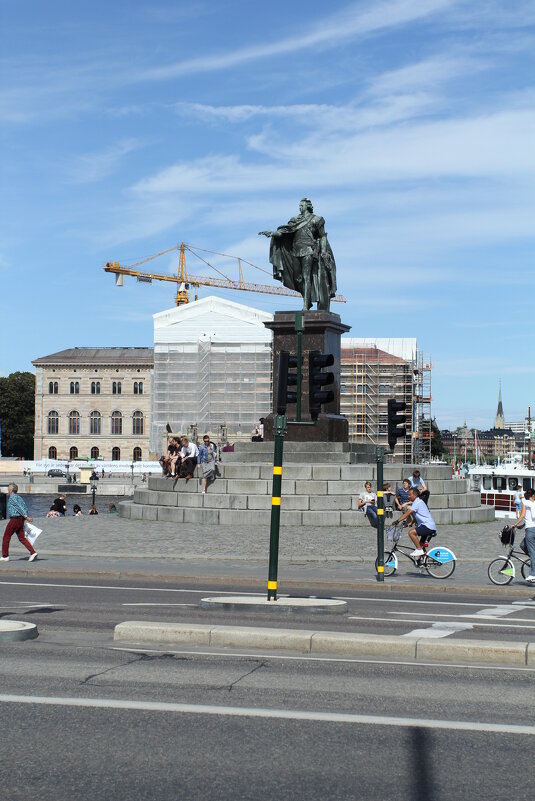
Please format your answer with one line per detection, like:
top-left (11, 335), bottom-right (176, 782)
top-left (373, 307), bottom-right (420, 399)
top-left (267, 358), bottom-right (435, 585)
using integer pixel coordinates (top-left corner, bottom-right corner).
top-left (512, 487), bottom-right (535, 583)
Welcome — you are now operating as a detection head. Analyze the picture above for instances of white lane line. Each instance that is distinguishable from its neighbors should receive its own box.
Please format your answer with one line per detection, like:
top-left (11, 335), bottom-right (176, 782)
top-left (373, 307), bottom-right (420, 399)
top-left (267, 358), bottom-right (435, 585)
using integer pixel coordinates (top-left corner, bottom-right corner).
top-left (336, 596), bottom-right (507, 608)
top-left (121, 603), bottom-right (196, 607)
top-left (0, 694), bottom-right (533, 735)
top-left (111, 646), bottom-right (535, 672)
top-left (473, 606), bottom-right (520, 617)
top-left (402, 622), bottom-right (474, 639)
top-left (389, 611), bottom-right (535, 623)
top-left (349, 614), bottom-right (535, 630)
top-left (513, 601), bottom-right (535, 606)
top-left (0, 581), bottom-right (265, 596)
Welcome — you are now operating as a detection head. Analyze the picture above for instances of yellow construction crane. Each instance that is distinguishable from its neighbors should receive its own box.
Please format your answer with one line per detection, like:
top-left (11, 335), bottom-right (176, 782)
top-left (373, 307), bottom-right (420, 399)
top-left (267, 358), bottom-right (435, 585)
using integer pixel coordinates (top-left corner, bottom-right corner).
top-left (104, 242), bottom-right (346, 306)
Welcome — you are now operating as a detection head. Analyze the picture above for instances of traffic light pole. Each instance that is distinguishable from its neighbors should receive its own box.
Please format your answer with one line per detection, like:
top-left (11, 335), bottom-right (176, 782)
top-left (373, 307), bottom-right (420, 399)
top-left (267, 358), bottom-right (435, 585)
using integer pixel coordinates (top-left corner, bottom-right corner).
top-left (376, 446), bottom-right (385, 583)
top-left (267, 413), bottom-right (286, 601)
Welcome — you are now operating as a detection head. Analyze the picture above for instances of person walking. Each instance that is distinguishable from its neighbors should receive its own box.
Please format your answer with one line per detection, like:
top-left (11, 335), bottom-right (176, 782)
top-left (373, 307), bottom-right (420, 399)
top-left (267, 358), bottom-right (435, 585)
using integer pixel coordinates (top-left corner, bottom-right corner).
top-left (1, 483), bottom-right (38, 562)
top-left (198, 434), bottom-right (218, 494)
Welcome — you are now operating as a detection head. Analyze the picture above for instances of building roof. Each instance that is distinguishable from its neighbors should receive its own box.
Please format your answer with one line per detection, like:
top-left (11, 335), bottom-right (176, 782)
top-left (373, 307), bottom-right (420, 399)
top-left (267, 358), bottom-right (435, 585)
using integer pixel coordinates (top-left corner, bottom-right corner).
top-left (153, 295), bottom-right (273, 345)
top-left (32, 347), bottom-right (154, 366)
top-left (341, 346), bottom-right (408, 365)
top-left (342, 338), bottom-right (417, 362)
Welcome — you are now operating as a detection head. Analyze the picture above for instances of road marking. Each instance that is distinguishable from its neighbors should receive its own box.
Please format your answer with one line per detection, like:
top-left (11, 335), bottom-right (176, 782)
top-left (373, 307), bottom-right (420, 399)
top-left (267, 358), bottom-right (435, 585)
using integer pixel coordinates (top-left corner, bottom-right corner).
top-left (0, 581), bottom-right (265, 596)
top-left (402, 622), bottom-right (474, 639)
top-left (472, 606), bottom-right (520, 617)
top-left (336, 595), bottom-right (527, 608)
top-left (121, 603), bottom-right (196, 607)
top-left (349, 614), bottom-right (535, 630)
top-left (111, 646), bottom-right (535, 672)
top-left (389, 611), bottom-right (535, 623)
top-left (0, 694), bottom-right (533, 735)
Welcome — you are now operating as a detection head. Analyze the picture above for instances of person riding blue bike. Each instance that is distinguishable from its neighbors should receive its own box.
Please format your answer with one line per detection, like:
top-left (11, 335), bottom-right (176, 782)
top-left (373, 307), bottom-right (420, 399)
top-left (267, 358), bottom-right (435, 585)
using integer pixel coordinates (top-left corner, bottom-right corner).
top-left (393, 487), bottom-right (437, 557)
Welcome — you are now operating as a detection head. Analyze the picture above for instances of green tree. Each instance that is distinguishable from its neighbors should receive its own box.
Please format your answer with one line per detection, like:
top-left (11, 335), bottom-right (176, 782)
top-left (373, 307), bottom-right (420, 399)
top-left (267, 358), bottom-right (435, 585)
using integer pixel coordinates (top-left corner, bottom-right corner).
top-left (0, 371), bottom-right (35, 459)
top-left (430, 418), bottom-right (445, 459)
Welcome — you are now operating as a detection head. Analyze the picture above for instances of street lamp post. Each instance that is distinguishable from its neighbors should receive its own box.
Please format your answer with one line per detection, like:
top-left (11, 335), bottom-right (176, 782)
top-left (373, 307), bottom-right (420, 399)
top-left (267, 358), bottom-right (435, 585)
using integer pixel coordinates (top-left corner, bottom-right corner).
top-left (130, 463), bottom-right (134, 484)
top-left (90, 482), bottom-right (97, 506)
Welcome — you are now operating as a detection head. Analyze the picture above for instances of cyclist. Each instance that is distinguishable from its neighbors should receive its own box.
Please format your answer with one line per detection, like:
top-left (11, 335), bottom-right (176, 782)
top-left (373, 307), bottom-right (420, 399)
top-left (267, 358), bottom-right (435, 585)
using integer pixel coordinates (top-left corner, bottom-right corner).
top-left (511, 487), bottom-right (535, 584)
top-left (394, 487), bottom-right (437, 557)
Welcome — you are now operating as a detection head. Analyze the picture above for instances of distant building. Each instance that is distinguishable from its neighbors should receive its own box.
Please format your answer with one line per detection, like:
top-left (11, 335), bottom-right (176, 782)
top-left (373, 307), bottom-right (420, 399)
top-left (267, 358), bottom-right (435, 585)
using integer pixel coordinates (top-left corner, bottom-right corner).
top-left (150, 297), bottom-right (272, 453)
top-left (494, 382), bottom-right (505, 429)
top-left (32, 348), bottom-right (153, 461)
top-left (340, 338), bottom-right (431, 462)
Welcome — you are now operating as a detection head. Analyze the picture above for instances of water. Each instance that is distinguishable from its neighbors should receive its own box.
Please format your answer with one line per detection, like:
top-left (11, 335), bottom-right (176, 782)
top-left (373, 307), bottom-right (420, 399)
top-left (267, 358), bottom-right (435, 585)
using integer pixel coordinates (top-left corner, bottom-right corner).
top-left (20, 494), bottom-right (126, 518)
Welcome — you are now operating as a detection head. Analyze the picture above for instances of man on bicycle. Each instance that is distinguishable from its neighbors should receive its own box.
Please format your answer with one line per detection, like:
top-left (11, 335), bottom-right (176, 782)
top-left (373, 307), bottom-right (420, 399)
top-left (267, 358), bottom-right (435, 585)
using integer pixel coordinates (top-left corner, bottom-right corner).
top-left (394, 487), bottom-right (437, 557)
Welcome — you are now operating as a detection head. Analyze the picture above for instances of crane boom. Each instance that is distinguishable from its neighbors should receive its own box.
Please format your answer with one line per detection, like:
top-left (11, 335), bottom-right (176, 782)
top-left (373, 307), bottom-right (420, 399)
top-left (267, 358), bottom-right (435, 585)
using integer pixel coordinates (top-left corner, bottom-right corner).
top-left (104, 242), bottom-right (346, 305)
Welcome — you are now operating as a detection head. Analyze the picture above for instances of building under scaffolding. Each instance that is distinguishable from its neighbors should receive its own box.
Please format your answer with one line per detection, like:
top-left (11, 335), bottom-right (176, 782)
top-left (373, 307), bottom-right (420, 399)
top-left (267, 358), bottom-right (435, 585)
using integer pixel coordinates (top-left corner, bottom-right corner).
top-left (150, 297), bottom-right (272, 453)
top-left (340, 338), bottom-right (432, 463)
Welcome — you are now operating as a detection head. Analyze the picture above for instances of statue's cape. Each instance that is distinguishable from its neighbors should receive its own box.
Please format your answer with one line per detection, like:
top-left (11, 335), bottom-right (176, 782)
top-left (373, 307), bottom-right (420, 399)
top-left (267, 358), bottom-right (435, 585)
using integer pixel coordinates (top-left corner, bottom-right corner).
top-left (269, 214), bottom-right (337, 299)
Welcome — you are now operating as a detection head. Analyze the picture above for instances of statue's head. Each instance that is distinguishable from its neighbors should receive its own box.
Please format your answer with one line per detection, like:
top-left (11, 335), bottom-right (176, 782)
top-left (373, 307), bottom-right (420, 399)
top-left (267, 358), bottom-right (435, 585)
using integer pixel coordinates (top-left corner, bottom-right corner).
top-left (299, 197), bottom-right (313, 213)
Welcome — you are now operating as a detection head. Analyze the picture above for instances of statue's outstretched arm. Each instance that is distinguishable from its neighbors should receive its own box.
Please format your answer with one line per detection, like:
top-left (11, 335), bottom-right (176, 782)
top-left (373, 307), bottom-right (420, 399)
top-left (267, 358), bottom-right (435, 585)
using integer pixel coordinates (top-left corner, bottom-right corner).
top-left (258, 230), bottom-right (281, 238)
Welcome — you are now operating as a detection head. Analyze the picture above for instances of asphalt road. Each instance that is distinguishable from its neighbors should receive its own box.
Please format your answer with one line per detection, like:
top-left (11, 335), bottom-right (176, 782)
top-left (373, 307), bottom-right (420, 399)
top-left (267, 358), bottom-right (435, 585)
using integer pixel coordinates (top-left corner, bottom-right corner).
top-left (1, 576), bottom-right (535, 643)
top-left (0, 577), bottom-right (534, 800)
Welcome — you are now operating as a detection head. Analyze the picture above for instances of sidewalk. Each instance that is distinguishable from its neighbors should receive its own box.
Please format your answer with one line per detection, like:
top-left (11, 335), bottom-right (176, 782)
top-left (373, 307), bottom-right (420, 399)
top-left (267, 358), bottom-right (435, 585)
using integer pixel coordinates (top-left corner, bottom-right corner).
top-left (1, 514), bottom-right (533, 596)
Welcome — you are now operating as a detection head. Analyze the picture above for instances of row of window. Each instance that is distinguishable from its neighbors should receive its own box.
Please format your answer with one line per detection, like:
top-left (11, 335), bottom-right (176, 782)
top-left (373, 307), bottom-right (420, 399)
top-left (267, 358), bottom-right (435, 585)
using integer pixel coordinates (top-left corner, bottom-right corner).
top-left (47, 446), bottom-right (143, 461)
top-left (49, 381), bottom-right (144, 395)
top-left (47, 410), bottom-right (144, 435)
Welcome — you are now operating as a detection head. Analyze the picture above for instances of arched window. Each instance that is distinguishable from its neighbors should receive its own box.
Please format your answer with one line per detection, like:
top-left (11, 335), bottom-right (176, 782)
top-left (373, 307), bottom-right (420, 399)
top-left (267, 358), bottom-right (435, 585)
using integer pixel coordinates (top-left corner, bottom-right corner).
top-left (96, 381), bottom-right (100, 394)
top-left (54, 381), bottom-right (58, 394)
top-left (112, 381), bottom-right (122, 395)
top-left (69, 446), bottom-right (78, 460)
top-left (48, 446), bottom-right (57, 459)
top-left (90, 411), bottom-right (101, 435)
top-left (138, 381), bottom-right (143, 395)
top-left (111, 411), bottom-right (122, 435)
top-left (70, 381), bottom-right (79, 394)
top-left (48, 381), bottom-right (57, 394)
top-left (112, 447), bottom-right (121, 461)
top-left (91, 381), bottom-right (101, 394)
top-left (47, 410), bottom-right (59, 435)
top-left (133, 447), bottom-right (142, 462)
top-left (69, 410), bottom-right (80, 435)
top-left (134, 382), bottom-right (138, 394)
top-left (90, 446), bottom-right (99, 459)
top-left (132, 410), bottom-right (144, 435)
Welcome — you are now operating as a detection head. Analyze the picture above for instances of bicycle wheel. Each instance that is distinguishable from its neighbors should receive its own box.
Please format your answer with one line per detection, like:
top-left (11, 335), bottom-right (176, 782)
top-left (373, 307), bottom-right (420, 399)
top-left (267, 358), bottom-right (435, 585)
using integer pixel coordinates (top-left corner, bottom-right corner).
top-left (375, 550), bottom-right (397, 577)
top-left (488, 557), bottom-right (514, 585)
top-left (521, 559), bottom-right (532, 580)
top-left (425, 547), bottom-right (456, 579)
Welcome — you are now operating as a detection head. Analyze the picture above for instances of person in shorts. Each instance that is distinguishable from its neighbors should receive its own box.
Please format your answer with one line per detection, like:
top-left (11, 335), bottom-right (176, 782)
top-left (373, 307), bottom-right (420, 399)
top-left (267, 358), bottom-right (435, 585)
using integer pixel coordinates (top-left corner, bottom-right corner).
top-left (394, 487), bottom-right (437, 557)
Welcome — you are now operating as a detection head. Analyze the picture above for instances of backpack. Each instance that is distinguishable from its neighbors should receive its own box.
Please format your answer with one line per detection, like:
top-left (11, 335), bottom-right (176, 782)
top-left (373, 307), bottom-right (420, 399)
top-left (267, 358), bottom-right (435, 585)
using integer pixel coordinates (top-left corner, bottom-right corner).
top-left (500, 525), bottom-right (514, 546)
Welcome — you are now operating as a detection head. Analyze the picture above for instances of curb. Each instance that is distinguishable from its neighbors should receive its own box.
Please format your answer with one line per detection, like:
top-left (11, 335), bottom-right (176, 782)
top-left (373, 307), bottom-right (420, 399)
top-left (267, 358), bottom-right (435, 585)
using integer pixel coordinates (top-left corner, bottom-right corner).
top-left (113, 621), bottom-right (535, 667)
top-left (0, 620), bottom-right (39, 643)
top-left (1, 566), bottom-right (534, 598)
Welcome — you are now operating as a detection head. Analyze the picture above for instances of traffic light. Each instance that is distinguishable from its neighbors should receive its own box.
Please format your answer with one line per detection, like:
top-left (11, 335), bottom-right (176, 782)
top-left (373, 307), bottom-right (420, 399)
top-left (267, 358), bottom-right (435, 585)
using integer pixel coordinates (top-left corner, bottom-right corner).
top-left (276, 350), bottom-right (298, 415)
top-left (387, 398), bottom-right (407, 450)
top-left (308, 350), bottom-right (334, 420)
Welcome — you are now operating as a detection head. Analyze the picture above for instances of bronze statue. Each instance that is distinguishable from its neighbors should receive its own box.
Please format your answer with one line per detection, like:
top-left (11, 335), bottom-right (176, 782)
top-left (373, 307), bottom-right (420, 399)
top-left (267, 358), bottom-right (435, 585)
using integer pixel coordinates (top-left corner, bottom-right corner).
top-left (259, 198), bottom-right (337, 312)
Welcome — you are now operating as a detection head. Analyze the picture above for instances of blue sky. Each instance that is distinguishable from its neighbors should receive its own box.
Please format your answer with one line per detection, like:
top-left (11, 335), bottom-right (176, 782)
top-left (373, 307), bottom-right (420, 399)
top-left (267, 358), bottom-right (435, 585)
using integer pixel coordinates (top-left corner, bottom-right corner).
top-left (1, 0), bottom-right (534, 429)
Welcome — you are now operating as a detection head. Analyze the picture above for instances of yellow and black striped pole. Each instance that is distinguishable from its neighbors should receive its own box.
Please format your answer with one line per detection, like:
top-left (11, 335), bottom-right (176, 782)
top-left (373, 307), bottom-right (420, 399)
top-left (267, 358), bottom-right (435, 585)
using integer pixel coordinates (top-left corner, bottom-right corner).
top-left (267, 414), bottom-right (285, 601)
top-left (376, 446), bottom-right (385, 582)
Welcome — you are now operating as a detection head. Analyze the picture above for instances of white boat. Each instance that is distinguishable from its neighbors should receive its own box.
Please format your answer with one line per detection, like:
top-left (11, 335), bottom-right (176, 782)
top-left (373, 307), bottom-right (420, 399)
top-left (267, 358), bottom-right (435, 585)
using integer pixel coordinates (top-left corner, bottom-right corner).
top-left (468, 454), bottom-right (535, 520)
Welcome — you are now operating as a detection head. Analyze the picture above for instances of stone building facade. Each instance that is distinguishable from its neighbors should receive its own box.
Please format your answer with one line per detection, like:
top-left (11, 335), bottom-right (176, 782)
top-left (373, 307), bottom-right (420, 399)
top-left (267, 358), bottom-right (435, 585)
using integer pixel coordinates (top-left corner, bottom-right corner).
top-left (32, 348), bottom-right (153, 461)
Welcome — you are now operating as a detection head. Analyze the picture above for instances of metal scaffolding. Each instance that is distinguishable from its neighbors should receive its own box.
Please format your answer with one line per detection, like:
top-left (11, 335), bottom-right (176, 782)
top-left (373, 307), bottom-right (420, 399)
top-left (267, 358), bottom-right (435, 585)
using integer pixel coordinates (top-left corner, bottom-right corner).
top-left (340, 339), bottom-right (432, 463)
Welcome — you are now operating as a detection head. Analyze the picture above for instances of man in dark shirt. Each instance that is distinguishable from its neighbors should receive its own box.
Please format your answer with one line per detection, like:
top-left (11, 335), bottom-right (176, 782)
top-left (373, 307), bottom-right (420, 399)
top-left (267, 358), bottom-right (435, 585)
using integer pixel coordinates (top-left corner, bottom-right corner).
top-left (52, 494), bottom-right (67, 516)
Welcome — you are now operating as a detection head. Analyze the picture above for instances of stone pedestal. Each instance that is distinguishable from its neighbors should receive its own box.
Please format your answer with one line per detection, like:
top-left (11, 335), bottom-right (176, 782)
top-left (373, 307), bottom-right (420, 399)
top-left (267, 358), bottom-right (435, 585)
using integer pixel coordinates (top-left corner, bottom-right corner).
top-left (263, 310), bottom-right (351, 442)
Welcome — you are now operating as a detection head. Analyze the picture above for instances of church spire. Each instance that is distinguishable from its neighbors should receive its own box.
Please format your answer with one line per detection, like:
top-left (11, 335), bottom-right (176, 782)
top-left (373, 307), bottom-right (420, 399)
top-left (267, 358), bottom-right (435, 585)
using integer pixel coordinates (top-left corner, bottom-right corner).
top-left (494, 380), bottom-right (505, 429)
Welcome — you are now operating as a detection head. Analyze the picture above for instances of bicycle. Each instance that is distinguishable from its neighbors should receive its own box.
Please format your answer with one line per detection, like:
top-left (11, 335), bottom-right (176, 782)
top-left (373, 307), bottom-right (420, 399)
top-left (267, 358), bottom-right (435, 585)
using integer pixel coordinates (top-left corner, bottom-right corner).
top-left (376, 525), bottom-right (456, 579)
top-left (487, 528), bottom-right (531, 585)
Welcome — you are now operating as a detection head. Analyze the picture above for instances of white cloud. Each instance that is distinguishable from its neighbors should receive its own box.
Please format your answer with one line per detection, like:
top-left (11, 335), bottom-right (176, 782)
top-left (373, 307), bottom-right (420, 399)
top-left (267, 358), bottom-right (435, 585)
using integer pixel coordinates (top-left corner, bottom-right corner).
top-left (66, 139), bottom-right (143, 184)
top-left (137, 0), bottom-right (457, 81)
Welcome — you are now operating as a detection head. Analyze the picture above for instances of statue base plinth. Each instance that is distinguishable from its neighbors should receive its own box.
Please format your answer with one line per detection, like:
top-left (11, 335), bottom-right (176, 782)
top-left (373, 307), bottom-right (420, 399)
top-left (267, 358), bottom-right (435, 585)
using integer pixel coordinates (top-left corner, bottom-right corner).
top-left (263, 413), bottom-right (348, 443)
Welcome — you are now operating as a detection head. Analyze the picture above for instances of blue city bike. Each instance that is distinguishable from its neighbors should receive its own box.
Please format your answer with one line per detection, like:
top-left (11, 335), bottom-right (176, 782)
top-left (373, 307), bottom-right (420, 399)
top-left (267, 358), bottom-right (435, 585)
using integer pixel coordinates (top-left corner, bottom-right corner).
top-left (376, 525), bottom-right (457, 579)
